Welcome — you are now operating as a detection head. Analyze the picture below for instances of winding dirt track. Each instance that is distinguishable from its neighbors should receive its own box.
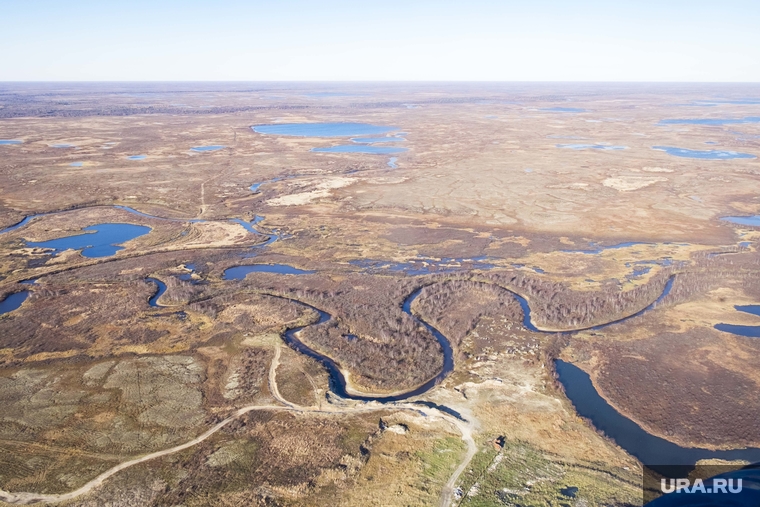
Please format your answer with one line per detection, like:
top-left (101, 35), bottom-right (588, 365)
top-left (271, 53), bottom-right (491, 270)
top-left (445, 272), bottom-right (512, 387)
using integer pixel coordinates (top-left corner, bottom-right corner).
top-left (0, 338), bottom-right (475, 507)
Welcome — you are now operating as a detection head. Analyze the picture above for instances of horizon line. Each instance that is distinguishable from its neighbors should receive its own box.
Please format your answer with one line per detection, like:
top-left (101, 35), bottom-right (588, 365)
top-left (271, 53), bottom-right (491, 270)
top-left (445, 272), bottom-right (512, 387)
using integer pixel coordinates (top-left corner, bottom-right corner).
top-left (1, 80), bottom-right (760, 84)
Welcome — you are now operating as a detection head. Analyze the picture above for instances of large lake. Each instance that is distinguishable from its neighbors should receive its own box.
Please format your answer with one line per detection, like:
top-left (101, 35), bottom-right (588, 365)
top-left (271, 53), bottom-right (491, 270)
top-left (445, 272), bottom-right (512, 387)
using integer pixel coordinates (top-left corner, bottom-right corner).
top-left (252, 123), bottom-right (398, 137)
top-left (26, 223), bottom-right (151, 258)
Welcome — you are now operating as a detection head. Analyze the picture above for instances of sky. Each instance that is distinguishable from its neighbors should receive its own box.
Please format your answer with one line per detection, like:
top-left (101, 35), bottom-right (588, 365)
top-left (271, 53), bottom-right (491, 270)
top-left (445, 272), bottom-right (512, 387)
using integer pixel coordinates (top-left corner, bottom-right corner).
top-left (1, 0), bottom-right (759, 82)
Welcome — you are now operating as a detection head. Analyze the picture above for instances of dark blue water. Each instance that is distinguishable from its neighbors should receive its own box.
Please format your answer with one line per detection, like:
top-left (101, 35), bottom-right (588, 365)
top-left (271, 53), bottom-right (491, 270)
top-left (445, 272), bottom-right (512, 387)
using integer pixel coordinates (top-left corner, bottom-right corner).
top-left (557, 144), bottom-right (627, 150)
top-left (228, 218), bottom-right (264, 235)
top-left (312, 145), bottom-right (408, 154)
top-left (0, 140), bottom-right (23, 145)
top-left (252, 123), bottom-right (398, 137)
top-left (0, 216), bottom-right (38, 234)
top-left (645, 466), bottom-right (760, 506)
top-left (659, 117), bottom-right (760, 126)
top-left (653, 146), bottom-right (756, 160)
top-left (387, 157), bottom-right (398, 168)
top-left (146, 278), bottom-right (167, 307)
top-left (735, 305), bottom-right (760, 317)
top-left (540, 107), bottom-right (586, 113)
top-left (350, 136), bottom-right (406, 143)
top-left (26, 223), bottom-right (151, 258)
top-left (714, 305), bottom-right (760, 338)
top-left (127, 155), bottom-right (146, 160)
top-left (714, 323), bottom-right (760, 338)
top-left (722, 215), bottom-right (760, 226)
top-left (191, 145), bottom-right (225, 152)
top-left (222, 264), bottom-right (315, 280)
top-left (0, 291), bottom-right (29, 315)
top-left (555, 360), bottom-right (760, 474)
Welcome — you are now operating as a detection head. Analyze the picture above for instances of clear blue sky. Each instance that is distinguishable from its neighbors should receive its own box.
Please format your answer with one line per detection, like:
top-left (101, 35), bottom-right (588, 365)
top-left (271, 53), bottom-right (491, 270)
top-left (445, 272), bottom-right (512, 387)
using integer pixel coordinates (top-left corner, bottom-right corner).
top-left (1, 0), bottom-right (759, 81)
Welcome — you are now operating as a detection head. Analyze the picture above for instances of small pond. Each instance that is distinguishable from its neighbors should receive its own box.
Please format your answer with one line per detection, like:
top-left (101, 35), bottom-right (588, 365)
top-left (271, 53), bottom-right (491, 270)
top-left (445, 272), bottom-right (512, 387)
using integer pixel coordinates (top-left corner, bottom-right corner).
top-left (191, 145), bottom-right (225, 152)
top-left (0, 291), bottom-right (29, 315)
top-left (653, 146), bottom-right (756, 160)
top-left (721, 215), bottom-right (760, 227)
top-left (0, 140), bottom-right (23, 145)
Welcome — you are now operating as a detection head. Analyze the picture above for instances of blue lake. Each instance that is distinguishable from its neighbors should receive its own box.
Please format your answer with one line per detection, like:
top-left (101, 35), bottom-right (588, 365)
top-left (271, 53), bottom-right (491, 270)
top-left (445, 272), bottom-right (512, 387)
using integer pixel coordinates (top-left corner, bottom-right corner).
top-left (70, 162), bottom-right (83, 167)
top-left (653, 146), bottom-right (756, 160)
top-left (540, 107), bottom-right (586, 113)
top-left (252, 123), bottom-right (398, 137)
top-left (0, 140), bottom-right (23, 145)
top-left (659, 117), bottom-right (760, 126)
top-left (350, 136), bottom-right (406, 144)
top-left (127, 155), bottom-right (147, 160)
top-left (222, 264), bottom-right (315, 280)
top-left (312, 145), bottom-right (408, 154)
top-left (721, 215), bottom-right (760, 226)
top-left (714, 305), bottom-right (760, 338)
top-left (0, 291), bottom-right (29, 315)
top-left (715, 323), bottom-right (760, 338)
top-left (26, 223), bottom-right (151, 258)
top-left (191, 145), bottom-right (225, 152)
top-left (735, 305), bottom-right (760, 317)
top-left (557, 144), bottom-right (627, 150)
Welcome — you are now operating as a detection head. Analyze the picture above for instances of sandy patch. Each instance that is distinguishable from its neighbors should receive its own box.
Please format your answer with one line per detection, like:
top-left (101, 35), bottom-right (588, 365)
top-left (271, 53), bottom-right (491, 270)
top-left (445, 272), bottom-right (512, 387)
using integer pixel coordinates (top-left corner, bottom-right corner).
top-left (602, 176), bottom-right (668, 192)
top-left (267, 177), bottom-right (355, 206)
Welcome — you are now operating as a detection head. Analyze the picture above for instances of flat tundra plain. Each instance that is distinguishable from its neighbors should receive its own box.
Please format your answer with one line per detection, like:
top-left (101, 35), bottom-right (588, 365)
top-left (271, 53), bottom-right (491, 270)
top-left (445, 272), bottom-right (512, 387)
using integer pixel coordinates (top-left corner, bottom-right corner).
top-left (0, 82), bottom-right (759, 506)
